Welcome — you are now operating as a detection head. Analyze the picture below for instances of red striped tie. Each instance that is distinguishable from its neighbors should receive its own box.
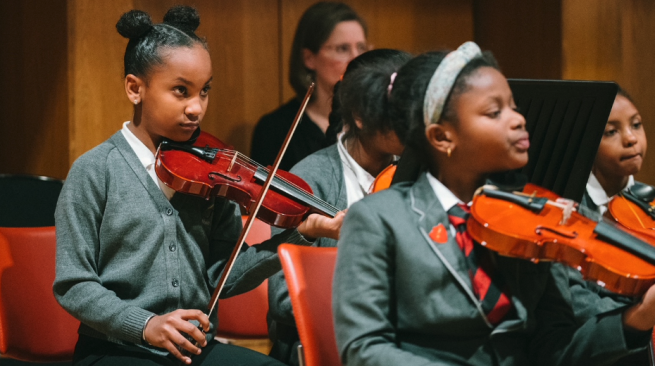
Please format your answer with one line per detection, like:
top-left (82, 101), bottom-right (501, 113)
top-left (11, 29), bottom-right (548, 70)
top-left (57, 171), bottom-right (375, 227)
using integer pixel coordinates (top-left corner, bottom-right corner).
top-left (448, 203), bottom-right (512, 325)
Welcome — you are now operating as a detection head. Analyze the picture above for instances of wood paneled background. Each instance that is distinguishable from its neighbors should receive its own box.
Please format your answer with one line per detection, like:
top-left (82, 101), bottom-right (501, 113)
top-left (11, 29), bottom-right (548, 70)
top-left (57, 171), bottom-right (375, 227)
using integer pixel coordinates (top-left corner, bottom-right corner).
top-left (2, 0), bottom-right (654, 186)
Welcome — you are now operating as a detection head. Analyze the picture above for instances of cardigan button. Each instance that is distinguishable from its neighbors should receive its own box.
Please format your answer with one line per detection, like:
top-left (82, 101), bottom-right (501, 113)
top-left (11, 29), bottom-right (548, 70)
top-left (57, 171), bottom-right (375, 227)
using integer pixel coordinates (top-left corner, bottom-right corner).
top-left (166, 208), bottom-right (174, 216)
top-left (169, 243), bottom-right (177, 252)
top-left (172, 279), bottom-right (179, 287)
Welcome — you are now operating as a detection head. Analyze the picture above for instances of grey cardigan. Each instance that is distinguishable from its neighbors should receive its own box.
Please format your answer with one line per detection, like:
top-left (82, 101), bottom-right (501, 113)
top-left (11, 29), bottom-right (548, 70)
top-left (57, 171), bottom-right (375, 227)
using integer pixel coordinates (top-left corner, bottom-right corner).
top-left (267, 144), bottom-right (347, 363)
top-left (53, 131), bottom-right (309, 348)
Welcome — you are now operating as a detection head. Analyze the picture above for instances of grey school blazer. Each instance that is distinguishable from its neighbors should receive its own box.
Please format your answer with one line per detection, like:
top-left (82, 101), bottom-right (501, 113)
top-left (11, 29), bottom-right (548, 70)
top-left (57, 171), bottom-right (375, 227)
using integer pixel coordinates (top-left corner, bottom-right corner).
top-left (333, 173), bottom-right (643, 366)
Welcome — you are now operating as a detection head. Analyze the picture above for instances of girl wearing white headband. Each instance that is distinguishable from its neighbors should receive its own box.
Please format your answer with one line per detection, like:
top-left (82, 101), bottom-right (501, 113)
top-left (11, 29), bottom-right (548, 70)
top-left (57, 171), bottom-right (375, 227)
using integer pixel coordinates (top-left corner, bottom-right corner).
top-left (332, 42), bottom-right (655, 366)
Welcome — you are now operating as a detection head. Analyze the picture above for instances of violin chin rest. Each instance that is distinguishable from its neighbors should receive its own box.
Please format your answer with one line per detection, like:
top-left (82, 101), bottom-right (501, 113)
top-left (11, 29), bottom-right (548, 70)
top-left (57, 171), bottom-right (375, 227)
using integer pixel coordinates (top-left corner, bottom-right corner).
top-left (628, 182), bottom-right (655, 202)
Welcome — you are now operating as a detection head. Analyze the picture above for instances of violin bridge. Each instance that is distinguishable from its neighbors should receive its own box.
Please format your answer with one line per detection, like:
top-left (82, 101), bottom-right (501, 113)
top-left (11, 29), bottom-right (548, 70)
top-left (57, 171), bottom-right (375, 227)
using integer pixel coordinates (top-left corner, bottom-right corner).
top-left (227, 152), bottom-right (238, 172)
top-left (557, 198), bottom-right (574, 225)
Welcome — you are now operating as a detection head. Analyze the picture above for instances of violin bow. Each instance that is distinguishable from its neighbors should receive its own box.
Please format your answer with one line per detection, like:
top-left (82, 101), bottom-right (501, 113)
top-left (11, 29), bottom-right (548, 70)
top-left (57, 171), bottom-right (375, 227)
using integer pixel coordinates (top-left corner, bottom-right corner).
top-left (206, 82), bottom-right (315, 319)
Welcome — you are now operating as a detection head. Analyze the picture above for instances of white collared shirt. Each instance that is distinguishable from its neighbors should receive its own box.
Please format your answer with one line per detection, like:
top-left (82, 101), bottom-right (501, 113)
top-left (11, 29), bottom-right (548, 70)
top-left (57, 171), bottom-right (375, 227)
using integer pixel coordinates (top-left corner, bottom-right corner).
top-left (426, 171), bottom-right (468, 235)
top-left (121, 121), bottom-right (176, 200)
top-left (336, 133), bottom-right (377, 207)
top-left (586, 172), bottom-right (634, 215)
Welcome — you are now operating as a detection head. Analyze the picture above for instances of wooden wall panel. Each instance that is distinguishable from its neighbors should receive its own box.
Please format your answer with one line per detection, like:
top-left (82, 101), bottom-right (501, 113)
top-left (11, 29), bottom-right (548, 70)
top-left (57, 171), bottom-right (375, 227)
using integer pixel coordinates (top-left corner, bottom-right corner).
top-left (561, 0), bottom-right (622, 81)
top-left (67, 0), bottom-right (134, 165)
top-left (474, 0), bottom-right (562, 79)
top-left (199, 0), bottom-right (280, 155)
top-left (621, 1), bottom-right (655, 185)
top-left (562, 0), bottom-right (655, 185)
top-left (0, 0), bottom-right (69, 179)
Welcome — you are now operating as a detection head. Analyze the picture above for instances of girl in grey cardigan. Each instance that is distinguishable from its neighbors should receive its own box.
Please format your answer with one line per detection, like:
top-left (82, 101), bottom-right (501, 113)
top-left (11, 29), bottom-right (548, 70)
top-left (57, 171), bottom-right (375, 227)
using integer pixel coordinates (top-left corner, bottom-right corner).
top-left (54, 6), bottom-right (341, 366)
top-left (267, 48), bottom-right (411, 366)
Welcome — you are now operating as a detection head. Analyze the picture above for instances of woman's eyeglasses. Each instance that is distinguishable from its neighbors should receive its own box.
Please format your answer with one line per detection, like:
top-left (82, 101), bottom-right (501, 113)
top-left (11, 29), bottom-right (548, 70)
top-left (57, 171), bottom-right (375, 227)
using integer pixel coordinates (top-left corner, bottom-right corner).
top-left (321, 42), bottom-right (369, 60)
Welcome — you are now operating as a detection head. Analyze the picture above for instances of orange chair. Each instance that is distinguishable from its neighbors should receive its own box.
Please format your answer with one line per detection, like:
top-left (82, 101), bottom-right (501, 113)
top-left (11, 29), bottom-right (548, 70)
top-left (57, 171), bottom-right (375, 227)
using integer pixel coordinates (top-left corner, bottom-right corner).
top-left (278, 244), bottom-right (339, 366)
top-left (216, 216), bottom-right (272, 340)
top-left (0, 227), bottom-right (79, 362)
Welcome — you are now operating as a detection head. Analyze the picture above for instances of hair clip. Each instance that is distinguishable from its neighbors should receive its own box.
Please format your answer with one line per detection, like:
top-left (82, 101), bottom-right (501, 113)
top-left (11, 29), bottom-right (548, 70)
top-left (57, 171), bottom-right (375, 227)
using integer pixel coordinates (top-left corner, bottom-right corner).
top-left (387, 72), bottom-right (398, 97)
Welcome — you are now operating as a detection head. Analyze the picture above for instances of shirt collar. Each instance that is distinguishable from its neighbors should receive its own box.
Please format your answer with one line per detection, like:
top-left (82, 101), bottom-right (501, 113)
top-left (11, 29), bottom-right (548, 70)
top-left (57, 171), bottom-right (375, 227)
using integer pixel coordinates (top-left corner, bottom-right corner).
top-left (586, 172), bottom-right (635, 206)
top-left (426, 171), bottom-right (465, 212)
top-left (120, 121), bottom-right (156, 169)
top-left (337, 133), bottom-right (376, 193)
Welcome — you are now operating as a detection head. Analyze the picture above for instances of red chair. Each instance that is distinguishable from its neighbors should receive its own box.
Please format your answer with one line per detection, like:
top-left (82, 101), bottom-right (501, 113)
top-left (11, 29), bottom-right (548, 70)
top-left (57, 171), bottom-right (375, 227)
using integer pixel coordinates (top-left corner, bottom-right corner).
top-left (278, 244), bottom-right (339, 366)
top-left (216, 216), bottom-right (272, 340)
top-left (0, 226), bottom-right (79, 362)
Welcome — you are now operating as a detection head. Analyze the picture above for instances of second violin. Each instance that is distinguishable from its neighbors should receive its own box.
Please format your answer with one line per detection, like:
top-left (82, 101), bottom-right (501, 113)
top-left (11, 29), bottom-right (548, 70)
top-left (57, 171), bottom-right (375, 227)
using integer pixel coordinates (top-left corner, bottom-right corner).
top-left (468, 185), bottom-right (655, 296)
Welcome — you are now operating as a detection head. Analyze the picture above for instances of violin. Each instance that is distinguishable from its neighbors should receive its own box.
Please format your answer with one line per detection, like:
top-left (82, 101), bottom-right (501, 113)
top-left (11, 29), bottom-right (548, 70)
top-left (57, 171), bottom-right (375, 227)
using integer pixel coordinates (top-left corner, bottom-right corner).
top-left (155, 131), bottom-right (339, 228)
top-left (468, 184), bottom-right (655, 296)
top-left (370, 163), bottom-right (396, 193)
top-left (607, 182), bottom-right (655, 240)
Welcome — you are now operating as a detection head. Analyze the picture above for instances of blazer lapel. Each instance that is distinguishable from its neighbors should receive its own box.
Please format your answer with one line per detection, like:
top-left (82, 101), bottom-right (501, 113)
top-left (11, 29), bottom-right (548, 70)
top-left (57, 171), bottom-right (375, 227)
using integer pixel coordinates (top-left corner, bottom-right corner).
top-left (409, 174), bottom-right (531, 330)
top-left (408, 174), bottom-right (481, 309)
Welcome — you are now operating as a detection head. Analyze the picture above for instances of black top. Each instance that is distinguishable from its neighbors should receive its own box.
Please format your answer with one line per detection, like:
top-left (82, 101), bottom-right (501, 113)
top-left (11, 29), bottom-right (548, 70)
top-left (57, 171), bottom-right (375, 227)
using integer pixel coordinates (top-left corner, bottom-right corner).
top-left (250, 98), bottom-right (329, 171)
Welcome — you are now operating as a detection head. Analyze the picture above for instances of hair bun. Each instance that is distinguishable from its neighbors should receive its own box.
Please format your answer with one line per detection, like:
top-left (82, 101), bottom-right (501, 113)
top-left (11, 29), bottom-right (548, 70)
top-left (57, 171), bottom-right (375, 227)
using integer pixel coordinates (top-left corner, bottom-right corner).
top-left (116, 10), bottom-right (153, 39)
top-left (163, 5), bottom-right (200, 34)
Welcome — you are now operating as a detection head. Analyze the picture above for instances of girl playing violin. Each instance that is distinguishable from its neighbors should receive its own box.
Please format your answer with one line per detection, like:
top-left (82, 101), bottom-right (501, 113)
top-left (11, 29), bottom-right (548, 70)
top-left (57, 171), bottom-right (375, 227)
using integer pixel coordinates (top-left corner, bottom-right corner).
top-left (266, 48), bottom-right (411, 366)
top-left (582, 86), bottom-right (647, 215)
top-left (53, 6), bottom-right (341, 366)
top-left (332, 42), bottom-right (655, 366)
top-left (567, 85), bottom-right (651, 365)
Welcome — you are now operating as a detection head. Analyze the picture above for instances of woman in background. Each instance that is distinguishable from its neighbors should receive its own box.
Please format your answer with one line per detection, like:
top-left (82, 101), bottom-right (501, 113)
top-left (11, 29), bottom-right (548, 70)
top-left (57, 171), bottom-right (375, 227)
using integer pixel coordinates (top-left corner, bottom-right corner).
top-left (251, 1), bottom-right (368, 171)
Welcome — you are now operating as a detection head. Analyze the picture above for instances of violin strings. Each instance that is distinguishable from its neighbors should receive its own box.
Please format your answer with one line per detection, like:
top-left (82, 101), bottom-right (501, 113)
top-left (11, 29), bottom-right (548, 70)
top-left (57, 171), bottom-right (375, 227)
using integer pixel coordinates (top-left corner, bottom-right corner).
top-left (226, 151), bottom-right (341, 215)
top-left (620, 194), bottom-right (647, 229)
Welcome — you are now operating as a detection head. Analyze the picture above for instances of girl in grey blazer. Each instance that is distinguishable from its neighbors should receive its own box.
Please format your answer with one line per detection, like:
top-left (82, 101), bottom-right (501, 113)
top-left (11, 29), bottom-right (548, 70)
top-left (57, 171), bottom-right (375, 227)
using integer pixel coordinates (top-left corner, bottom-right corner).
top-left (333, 43), bottom-right (655, 366)
top-left (569, 86), bottom-right (651, 365)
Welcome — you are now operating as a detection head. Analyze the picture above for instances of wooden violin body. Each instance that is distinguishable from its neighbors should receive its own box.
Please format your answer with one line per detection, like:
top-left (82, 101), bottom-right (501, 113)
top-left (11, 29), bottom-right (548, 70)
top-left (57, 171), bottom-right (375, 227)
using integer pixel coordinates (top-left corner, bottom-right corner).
top-left (370, 164), bottom-right (396, 193)
top-left (468, 185), bottom-right (655, 296)
top-left (155, 131), bottom-right (339, 228)
top-left (608, 182), bottom-right (655, 240)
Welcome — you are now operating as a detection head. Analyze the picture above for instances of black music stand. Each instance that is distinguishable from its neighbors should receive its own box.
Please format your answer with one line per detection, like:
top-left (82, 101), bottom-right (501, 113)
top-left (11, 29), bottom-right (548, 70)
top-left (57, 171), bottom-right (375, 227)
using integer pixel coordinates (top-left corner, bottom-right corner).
top-left (508, 79), bottom-right (618, 202)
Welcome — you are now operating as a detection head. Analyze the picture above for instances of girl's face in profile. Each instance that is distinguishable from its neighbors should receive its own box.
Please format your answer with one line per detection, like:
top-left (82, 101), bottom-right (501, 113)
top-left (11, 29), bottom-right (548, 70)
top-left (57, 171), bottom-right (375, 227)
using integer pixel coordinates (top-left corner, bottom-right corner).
top-left (140, 44), bottom-right (213, 142)
top-left (446, 67), bottom-right (529, 174)
top-left (594, 95), bottom-right (647, 178)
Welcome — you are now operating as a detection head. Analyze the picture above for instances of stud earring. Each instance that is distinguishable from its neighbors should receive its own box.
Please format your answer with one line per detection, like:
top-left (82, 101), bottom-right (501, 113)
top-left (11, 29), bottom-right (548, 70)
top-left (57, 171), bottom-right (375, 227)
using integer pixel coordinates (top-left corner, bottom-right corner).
top-left (447, 148), bottom-right (452, 158)
top-left (133, 98), bottom-right (139, 105)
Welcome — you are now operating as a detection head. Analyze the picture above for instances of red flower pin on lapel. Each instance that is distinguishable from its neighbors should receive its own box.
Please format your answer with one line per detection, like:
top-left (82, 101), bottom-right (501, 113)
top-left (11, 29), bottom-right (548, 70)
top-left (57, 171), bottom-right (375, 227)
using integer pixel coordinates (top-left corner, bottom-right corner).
top-left (429, 223), bottom-right (448, 244)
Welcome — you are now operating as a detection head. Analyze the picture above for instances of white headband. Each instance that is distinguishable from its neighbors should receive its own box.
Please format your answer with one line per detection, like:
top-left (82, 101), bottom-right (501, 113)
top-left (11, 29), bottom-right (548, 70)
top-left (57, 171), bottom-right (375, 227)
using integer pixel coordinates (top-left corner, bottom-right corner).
top-left (423, 41), bottom-right (482, 126)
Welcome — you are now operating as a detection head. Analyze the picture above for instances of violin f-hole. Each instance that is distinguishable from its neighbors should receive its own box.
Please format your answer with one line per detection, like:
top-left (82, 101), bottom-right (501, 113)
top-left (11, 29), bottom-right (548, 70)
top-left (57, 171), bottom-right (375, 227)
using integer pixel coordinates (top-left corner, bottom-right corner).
top-left (208, 171), bottom-right (242, 182)
top-left (535, 225), bottom-right (578, 239)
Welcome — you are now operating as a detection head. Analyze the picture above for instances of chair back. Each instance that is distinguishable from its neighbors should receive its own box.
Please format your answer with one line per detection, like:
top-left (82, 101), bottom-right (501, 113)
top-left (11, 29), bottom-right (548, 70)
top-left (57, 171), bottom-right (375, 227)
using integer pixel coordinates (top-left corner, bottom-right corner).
top-left (216, 216), bottom-right (271, 338)
top-left (278, 244), bottom-right (339, 366)
top-left (0, 227), bottom-right (79, 362)
top-left (0, 174), bottom-right (63, 227)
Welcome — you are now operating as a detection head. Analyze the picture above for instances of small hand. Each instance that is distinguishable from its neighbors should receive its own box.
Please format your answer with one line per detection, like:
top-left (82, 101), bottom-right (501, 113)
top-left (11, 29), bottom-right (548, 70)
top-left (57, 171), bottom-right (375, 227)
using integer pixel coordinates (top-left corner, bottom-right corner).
top-left (297, 210), bottom-right (347, 240)
top-left (144, 309), bottom-right (210, 364)
top-left (623, 283), bottom-right (655, 331)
